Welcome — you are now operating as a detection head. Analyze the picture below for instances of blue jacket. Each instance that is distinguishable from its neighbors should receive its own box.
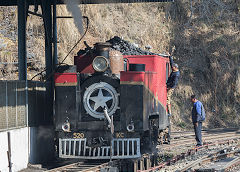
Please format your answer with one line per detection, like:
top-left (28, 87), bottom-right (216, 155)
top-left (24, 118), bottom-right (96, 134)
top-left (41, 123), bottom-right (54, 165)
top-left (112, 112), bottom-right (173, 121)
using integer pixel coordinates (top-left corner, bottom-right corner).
top-left (192, 100), bottom-right (205, 123)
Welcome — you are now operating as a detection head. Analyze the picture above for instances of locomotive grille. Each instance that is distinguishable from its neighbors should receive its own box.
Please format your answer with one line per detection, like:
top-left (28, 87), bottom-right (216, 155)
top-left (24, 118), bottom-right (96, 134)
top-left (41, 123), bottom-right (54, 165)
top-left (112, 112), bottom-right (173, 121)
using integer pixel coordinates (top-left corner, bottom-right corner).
top-left (59, 138), bottom-right (141, 159)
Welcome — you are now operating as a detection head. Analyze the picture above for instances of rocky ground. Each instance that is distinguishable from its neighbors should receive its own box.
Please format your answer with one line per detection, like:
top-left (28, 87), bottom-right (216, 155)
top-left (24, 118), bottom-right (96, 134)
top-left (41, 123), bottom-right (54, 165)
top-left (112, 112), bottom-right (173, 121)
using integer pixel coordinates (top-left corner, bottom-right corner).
top-left (158, 144), bottom-right (240, 172)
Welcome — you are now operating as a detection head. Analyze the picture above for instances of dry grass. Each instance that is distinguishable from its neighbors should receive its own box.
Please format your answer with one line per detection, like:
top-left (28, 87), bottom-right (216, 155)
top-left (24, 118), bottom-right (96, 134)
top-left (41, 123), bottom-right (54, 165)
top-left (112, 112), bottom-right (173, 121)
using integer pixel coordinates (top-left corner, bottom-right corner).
top-left (169, 0), bottom-right (240, 130)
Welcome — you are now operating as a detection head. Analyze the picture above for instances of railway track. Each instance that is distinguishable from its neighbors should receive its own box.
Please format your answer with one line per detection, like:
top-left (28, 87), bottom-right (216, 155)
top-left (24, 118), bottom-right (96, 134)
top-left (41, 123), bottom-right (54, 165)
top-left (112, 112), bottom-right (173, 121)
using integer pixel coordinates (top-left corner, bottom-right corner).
top-left (161, 128), bottom-right (240, 150)
top-left (44, 128), bottom-right (240, 172)
top-left (136, 128), bottom-right (240, 172)
top-left (171, 128), bottom-right (240, 140)
top-left (137, 142), bottom-right (240, 172)
top-left (46, 161), bottom-right (112, 172)
top-left (179, 146), bottom-right (240, 172)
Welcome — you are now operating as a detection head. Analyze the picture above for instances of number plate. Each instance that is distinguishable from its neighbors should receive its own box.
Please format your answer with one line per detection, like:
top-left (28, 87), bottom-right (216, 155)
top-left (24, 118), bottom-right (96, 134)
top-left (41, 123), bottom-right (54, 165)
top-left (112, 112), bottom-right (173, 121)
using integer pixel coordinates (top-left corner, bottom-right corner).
top-left (73, 132), bottom-right (85, 139)
top-left (115, 132), bottom-right (124, 138)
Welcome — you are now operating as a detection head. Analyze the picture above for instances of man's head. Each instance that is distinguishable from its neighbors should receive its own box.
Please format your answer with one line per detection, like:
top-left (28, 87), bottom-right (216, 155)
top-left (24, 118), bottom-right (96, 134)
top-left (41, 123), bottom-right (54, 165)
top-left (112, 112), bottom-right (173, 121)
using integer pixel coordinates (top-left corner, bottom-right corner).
top-left (172, 63), bottom-right (179, 71)
top-left (191, 95), bottom-right (198, 103)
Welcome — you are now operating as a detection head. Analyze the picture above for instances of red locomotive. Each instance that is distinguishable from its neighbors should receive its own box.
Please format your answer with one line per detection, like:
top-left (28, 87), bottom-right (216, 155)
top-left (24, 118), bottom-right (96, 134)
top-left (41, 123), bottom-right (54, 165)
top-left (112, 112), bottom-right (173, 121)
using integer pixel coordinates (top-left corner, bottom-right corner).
top-left (54, 40), bottom-right (171, 159)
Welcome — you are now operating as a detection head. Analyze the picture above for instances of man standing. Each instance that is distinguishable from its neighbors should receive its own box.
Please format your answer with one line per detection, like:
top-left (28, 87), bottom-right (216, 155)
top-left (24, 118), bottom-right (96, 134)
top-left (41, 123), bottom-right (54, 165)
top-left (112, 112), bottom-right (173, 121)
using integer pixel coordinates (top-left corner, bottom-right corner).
top-left (165, 56), bottom-right (180, 144)
top-left (191, 95), bottom-right (206, 147)
top-left (166, 56), bottom-right (180, 116)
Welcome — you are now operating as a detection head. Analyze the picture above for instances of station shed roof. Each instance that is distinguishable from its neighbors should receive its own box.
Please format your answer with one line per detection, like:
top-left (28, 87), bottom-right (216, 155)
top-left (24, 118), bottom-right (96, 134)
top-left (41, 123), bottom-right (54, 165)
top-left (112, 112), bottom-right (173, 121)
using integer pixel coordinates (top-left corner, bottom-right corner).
top-left (0, 0), bottom-right (174, 6)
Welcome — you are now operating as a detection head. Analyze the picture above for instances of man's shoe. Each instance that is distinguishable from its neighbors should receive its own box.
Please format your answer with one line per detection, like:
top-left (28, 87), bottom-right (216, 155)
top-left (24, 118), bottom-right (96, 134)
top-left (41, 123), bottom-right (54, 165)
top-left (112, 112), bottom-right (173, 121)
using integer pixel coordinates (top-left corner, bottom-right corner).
top-left (168, 113), bottom-right (172, 117)
top-left (163, 141), bottom-right (170, 145)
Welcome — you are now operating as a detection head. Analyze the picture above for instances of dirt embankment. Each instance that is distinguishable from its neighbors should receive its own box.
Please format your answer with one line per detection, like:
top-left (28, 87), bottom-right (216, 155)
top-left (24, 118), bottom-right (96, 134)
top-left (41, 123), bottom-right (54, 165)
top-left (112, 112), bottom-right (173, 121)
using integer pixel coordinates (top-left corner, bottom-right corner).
top-left (167, 0), bottom-right (240, 130)
top-left (0, 0), bottom-right (239, 129)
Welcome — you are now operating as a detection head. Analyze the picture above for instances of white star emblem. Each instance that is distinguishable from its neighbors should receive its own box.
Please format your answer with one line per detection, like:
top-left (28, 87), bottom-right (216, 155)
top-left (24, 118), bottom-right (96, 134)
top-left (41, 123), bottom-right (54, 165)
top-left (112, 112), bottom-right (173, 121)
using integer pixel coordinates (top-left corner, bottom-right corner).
top-left (89, 88), bottom-right (113, 111)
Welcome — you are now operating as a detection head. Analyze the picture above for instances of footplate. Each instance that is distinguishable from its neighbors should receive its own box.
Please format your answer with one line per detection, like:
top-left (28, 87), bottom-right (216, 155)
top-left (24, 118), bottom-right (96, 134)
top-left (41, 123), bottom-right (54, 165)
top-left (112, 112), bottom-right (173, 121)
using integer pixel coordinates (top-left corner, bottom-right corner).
top-left (59, 138), bottom-right (141, 159)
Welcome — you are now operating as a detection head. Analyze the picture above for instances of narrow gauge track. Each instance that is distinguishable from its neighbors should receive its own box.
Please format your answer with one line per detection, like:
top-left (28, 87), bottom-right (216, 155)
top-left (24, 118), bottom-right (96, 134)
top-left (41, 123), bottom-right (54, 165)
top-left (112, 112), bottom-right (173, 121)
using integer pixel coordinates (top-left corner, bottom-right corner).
top-left (45, 129), bottom-right (240, 172)
top-left (179, 146), bottom-right (240, 172)
top-left (171, 128), bottom-right (239, 136)
top-left (136, 128), bottom-right (240, 172)
top-left (161, 128), bottom-right (240, 150)
top-left (46, 161), bottom-right (112, 172)
top-left (137, 141), bottom-right (240, 172)
top-left (171, 128), bottom-right (240, 140)
top-left (163, 134), bottom-right (240, 150)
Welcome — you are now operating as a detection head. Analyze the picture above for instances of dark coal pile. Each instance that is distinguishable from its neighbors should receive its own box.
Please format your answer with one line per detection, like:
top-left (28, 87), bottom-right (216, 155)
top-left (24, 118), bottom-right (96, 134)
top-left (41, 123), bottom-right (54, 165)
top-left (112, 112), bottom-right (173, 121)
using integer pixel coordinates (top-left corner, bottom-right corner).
top-left (107, 36), bottom-right (157, 55)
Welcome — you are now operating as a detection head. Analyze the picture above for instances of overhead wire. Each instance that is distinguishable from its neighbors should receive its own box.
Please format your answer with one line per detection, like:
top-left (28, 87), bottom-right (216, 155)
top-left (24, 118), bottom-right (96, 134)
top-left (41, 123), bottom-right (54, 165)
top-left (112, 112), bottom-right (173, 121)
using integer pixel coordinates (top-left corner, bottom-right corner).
top-left (30, 16), bottom-right (89, 81)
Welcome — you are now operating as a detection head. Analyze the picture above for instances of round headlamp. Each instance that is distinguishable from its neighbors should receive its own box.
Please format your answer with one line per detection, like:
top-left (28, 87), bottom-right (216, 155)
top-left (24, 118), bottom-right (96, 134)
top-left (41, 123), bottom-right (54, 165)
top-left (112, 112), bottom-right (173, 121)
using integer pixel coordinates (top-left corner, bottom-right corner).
top-left (92, 56), bottom-right (109, 72)
top-left (62, 121), bottom-right (70, 132)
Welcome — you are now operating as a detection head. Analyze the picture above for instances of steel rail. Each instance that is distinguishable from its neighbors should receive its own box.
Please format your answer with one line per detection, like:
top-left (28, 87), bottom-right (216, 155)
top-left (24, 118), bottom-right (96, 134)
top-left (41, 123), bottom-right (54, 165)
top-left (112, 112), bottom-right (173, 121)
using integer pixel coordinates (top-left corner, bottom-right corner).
top-left (171, 129), bottom-right (240, 139)
top-left (179, 149), bottom-right (240, 172)
top-left (171, 131), bottom-right (240, 141)
top-left (45, 161), bottom-right (110, 172)
top-left (81, 162), bottom-right (112, 172)
top-left (138, 137), bottom-right (240, 172)
top-left (161, 135), bottom-right (240, 150)
top-left (222, 156), bottom-right (240, 171)
top-left (171, 128), bottom-right (239, 135)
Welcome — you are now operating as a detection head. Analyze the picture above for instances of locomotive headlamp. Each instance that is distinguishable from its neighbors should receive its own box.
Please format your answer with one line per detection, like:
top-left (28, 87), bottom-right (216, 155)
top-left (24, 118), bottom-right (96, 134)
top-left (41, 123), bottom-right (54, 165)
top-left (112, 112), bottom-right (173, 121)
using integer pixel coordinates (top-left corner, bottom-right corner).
top-left (127, 120), bottom-right (134, 132)
top-left (92, 56), bottom-right (109, 72)
top-left (62, 120), bottom-right (70, 132)
top-left (127, 123), bottom-right (134, 132)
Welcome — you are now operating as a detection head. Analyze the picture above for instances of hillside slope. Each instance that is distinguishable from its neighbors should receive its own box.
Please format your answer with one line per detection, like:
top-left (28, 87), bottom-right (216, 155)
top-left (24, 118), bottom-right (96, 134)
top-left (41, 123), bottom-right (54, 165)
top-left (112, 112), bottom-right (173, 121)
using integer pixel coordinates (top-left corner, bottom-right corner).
top-left (0, 0), bottom-right (239, 130)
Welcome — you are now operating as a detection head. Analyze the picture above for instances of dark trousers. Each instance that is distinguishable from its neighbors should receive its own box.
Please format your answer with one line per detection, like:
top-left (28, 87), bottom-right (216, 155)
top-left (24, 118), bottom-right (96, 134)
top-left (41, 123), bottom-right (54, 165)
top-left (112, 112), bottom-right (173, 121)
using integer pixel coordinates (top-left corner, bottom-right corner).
top-left (167, 116), bottom-right (171, 142)
top-left (193, 121), bottom-right (202, 146)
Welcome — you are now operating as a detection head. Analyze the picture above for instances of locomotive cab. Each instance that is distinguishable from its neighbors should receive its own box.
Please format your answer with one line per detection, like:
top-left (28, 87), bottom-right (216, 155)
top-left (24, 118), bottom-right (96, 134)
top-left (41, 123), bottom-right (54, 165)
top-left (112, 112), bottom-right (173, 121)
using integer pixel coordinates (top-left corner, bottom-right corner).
top-left (54, 42), bottom-right (170, 159)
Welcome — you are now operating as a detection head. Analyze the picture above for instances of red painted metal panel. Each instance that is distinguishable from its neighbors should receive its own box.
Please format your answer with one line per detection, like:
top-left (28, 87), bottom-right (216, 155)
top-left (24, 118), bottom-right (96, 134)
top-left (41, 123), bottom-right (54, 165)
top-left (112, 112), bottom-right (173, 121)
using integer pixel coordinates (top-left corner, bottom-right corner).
top-left (74, 54), bottom-right (95, 73)
top-left (121, 55), bottom-right (169, 106)
top-left (120, 71), bottom-right (145, 82)
top-left (74, 53), bottom-right (169, 106)
top-left (54, 73), bottom-right (77, 83)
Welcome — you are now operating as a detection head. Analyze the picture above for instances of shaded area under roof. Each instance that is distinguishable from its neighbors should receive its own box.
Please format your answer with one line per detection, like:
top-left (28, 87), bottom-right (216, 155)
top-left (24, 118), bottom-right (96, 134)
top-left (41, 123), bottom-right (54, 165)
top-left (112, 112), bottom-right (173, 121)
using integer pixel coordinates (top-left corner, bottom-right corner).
top-left (0, 0), bottom-right (174, 6)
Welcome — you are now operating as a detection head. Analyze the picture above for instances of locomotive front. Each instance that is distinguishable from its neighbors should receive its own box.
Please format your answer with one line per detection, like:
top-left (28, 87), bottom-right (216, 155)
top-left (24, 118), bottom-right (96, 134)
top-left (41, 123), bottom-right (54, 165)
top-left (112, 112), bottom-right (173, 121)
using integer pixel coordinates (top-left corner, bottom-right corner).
top-left (54, 42), bottom-right (170, 159)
